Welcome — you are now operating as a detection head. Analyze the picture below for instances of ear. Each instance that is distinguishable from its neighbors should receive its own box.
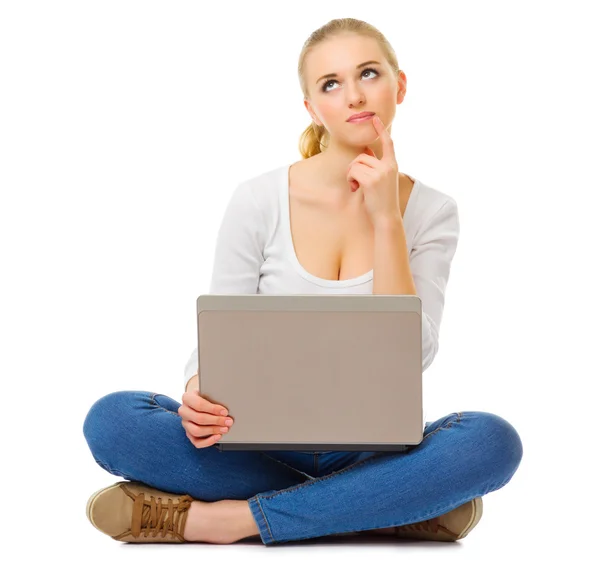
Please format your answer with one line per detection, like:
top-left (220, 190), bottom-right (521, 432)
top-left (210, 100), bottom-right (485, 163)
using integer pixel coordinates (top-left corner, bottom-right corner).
top-left (304, 99), bottom-right (322, 126)
top-left (397, 71), bottom-right (407, 104)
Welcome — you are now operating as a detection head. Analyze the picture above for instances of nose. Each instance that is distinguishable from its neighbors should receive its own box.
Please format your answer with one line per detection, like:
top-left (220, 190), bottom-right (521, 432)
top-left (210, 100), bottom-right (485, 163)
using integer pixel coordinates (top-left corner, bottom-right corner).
top-left (346, 81), bottom-right (366, 108)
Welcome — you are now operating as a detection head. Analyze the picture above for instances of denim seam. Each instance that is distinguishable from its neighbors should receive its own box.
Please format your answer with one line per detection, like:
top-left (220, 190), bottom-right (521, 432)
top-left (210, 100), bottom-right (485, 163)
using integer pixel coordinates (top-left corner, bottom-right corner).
top-left (94, 457), bottom-right (128, 479)
top-left (354, 495), bottom-right (481, 535)
top-left (421, 411), bottom-right (463, 441)
top-left (250, 496), bottom-right (275, 542)
top-left (258, 412), bottom-right (464, 501)
top-left (150, 393), bottom-right (179, 416)
top-left (258, 452), bottom-right (313, 480)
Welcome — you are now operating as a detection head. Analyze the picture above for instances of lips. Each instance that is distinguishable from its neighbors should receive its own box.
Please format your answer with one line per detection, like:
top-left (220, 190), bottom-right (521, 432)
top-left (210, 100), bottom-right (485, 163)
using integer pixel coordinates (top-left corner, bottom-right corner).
top-left (347, 111), bottom-right (375, 121)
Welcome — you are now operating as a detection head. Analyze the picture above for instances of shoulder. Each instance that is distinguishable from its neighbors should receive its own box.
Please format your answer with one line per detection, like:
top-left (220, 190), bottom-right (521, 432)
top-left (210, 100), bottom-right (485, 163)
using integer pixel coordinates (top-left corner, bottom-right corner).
top-left (242, 157), bottom-right (317, 199)
top-left (222, 164), bottom-right (289, 240)
top-left (237, 163), bottom-right (289, 207)
top-left (409, 177), bottom-right (459, 240)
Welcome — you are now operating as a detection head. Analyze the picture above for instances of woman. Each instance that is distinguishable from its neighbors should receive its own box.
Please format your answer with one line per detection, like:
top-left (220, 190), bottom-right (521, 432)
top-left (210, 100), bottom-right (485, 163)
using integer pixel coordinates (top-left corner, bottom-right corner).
top-left (83, 18), bottom-right (523, 547)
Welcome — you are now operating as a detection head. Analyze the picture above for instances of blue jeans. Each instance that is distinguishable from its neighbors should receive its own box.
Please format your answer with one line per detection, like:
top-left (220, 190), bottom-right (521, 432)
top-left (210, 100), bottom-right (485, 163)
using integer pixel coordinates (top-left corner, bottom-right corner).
top-left (82, 390), bottom-right (523, 546)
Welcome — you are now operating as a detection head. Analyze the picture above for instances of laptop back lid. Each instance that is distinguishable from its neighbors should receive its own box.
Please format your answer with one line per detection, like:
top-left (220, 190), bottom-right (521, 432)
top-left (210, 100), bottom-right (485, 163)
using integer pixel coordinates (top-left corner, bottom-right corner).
top-left (196, 294), bottom-right (423, 452)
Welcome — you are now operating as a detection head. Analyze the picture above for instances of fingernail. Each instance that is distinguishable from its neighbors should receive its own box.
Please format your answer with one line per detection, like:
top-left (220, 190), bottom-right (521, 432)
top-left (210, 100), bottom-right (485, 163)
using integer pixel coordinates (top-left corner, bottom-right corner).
top-left (220, 409), bottom-right (228, 416)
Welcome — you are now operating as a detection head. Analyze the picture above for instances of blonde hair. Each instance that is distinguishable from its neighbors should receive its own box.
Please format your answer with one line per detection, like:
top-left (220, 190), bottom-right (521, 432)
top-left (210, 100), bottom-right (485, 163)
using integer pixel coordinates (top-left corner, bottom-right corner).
top-left (297, 18), bottom-right (400, 159)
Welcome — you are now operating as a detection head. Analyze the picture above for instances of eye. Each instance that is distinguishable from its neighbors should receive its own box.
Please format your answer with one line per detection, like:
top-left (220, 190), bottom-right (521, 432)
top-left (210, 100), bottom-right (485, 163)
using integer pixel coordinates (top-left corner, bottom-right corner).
top-left (321, 67), bottom-right (380, 93)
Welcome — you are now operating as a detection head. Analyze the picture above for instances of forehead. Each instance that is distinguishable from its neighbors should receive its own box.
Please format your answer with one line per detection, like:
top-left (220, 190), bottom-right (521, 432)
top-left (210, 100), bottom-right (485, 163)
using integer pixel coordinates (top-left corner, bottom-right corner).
top-left (305, 34), bottom-right (385, 80)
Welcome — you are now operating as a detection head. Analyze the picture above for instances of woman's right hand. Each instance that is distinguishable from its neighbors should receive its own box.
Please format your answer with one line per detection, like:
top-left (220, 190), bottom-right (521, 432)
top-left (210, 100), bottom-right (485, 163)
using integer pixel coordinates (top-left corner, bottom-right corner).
top-left (179, 375), bottom-right (234, 448)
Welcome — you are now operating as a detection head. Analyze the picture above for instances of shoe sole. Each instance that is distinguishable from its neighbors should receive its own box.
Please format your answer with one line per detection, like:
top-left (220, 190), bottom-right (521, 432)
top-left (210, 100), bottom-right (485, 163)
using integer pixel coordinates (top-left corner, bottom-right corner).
top-left (86, 481), bottom-right (124, 532)
top-left (456, 496), bottom-right (483, 539)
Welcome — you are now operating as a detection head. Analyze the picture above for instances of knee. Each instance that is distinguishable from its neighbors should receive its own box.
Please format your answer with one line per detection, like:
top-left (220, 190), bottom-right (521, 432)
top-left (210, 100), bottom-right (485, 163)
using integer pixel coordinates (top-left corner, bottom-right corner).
top-left (82, 390), bottom-right (149, 460)
top-left (466, 411), bottom-right (524, 478)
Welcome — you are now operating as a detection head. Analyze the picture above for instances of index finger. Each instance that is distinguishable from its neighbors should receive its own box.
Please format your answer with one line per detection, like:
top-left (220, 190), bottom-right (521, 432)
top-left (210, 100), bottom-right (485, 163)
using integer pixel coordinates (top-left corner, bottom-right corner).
top-left (182, 390), bottom-right (229, 416)
top-left (372, 115), bottom-right (395, 160)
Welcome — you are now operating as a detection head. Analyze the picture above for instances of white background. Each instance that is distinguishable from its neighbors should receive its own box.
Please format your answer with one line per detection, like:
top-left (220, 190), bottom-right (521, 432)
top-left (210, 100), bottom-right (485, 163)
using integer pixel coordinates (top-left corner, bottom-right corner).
top-left (1, 0), bottom-right (597, 573)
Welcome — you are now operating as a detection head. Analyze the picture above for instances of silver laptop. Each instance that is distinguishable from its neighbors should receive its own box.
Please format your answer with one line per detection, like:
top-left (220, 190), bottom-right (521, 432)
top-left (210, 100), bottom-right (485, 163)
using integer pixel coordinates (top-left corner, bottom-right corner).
top-left (196, 294), bottom-right (423, 452)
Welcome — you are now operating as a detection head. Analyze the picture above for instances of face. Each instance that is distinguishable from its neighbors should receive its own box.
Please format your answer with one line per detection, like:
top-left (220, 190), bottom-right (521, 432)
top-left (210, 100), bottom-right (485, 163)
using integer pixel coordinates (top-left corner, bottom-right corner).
top-left (303, 34), bottom-right (405, 149)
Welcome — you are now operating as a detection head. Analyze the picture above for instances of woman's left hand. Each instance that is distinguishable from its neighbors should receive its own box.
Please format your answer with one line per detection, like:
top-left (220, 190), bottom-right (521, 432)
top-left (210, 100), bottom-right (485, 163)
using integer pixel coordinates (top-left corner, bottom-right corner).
top-left (347, 115), bottom-right (402, 226)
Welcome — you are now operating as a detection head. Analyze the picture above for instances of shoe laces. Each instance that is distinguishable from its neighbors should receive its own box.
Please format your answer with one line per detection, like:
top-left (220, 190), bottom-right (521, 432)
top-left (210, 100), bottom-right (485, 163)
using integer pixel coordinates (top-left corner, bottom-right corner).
top-left (124, 487), bottom-right (194, 540)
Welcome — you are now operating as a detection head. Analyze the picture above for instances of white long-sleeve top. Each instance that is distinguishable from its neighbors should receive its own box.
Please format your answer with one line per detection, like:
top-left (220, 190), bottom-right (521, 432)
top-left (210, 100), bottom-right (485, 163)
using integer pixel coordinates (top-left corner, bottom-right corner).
top-left (184, 162), bottom-right (460, 429)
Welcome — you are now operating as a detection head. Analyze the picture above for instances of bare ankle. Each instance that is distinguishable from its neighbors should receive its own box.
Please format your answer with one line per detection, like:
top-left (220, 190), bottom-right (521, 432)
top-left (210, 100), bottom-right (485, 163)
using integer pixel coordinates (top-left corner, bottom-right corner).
top-left (183, 500), bottom-right (259, 544)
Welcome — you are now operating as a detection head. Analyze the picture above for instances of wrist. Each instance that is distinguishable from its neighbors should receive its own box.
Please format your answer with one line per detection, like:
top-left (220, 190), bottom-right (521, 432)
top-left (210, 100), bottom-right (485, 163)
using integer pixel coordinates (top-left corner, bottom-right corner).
top-left (374, 214), bottom-right (403, 230)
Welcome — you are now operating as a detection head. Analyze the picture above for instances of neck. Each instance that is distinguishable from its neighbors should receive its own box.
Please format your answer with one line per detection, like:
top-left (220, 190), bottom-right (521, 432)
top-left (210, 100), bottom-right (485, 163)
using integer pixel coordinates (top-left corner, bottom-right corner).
top-left (313, 142), bottom-right (384, 195)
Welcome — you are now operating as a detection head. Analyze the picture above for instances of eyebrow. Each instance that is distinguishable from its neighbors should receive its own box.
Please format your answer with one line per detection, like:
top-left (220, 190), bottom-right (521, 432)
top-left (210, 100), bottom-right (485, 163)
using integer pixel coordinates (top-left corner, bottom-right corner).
top-left (315, 60), bottom-right (381, 85)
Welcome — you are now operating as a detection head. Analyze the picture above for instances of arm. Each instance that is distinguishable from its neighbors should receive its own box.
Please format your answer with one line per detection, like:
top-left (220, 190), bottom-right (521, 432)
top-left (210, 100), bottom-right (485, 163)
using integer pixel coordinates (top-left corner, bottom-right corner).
top-left (183, 181), bottom-right (265, 389)
top-left (373, 215), bottom-right (418, 296)
top-left (372, 199), bottom-right (460, 372)
top-left (185, 374), bottom-right (199, 394)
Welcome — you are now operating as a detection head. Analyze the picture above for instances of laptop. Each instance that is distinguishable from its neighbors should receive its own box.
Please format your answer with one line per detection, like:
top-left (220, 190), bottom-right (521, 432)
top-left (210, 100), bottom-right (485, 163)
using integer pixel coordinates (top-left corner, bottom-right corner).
top-left (195, 294), bottom-right (423, 452)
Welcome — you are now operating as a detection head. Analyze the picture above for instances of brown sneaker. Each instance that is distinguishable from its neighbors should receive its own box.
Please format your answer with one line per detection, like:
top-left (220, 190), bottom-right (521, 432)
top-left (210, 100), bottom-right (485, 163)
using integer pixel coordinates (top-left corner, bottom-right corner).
top-left (86, 481), bottom-right (195, 543)
top-left (360, 497), bottom-right (483, 542)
